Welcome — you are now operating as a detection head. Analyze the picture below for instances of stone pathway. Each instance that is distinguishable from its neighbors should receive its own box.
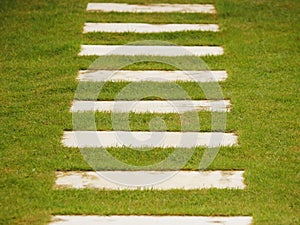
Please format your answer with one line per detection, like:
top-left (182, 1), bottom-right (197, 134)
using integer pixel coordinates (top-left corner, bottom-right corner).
top-left (62, 131), bottom-right (237, 148)
top-left (71, 100), bottom-right (231, 112)
top-left (79, 45), bottom-right (223, 56)
top-left (78, 70), bottom-right (228, 82)
top-left (86, 3), bottom-right (216, 13)
top-left (50, 215), bottom-right (253, 225)
top-left (84, 23), bottom-right (219, 33)
top-left (55, 171), bottom-right (245, 190)
top-left (52, 2), bottom-right (252, 224)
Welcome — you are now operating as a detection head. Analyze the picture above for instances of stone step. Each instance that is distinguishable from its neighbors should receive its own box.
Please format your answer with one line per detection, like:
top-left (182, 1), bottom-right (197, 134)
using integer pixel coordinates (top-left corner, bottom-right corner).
top-left (86, 3), bottom-right (216, 14)
top-left (55, 171), bottom-right (245, 190)
top-left (50, 215), bottom-right (253, 225)
top-left (71, 100), bottom-right (231, 113)
top-left (78, 45), bottom-right (223, 56)
top-left (78, 70), bottom-right (228, 82)
top-left (83, 23), bottom-right (219, 33)
top-left (62, 131), bottom-right (238, 148)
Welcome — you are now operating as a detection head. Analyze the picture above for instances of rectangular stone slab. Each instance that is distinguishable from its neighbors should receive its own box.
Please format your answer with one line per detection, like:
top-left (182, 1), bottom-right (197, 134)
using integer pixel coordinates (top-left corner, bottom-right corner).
top-left (78, 70), bottom-right (228, 82)
top-left (78, 45), bottom-right (224, 56)
top-left (62, 131), bottom-right (238, 148)
top-left (50, 215), bottom-right (253, 225)
top-left (86, 3), bottom-right (216, 14)
top-left (83, 23), bottom-right (219, 33)
top-left (71, 100), bottom-right (231, 113)
top-left (55, 171), bottom-right (245, 190)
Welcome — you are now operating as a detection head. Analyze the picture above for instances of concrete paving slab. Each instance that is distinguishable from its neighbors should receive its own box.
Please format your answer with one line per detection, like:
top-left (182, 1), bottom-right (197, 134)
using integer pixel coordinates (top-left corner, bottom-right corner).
top-left (83, 23), bottom-right (219, 33)
top-left (62, 131), bottom-right (238, 148)
top-left (71, 100), bottom-right (231, 113)
top-left (78, 70), bottom-right (228, 82)
top-left (50, 215), bottom-right (252, 225)
top-left (55, 171), bottom-right (245, 190)
top-left (86, 3), bottom-right (216, 14)
top-left (78, 45), bottom-right (224, 56)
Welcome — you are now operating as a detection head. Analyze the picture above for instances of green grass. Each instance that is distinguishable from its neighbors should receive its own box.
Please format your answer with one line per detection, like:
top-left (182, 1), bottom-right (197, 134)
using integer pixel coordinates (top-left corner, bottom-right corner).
top-left (1, 0), bottom-right (299, 224)
top-left (75, 81), bottom-right (226, 100)
top-left (70, 112), bottom-right (228, 131)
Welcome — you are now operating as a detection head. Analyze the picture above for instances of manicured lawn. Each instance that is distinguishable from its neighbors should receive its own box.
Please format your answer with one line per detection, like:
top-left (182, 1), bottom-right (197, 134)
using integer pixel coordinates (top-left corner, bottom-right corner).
top-left (1, 0), bottom-right (299, 224)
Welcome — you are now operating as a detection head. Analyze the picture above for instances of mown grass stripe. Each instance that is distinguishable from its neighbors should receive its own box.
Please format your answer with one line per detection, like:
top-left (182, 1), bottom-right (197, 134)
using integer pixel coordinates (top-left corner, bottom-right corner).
top-left (78, 45), bottom-right (224, 56)
top-left (62, 131), bottom-right (237, 148)
top-left (71, 100), bottom-right (231, 113)
top-left (86, 3), bottom-right (216, 14)
top-left (83, 23), bottom-right (219, 33)
top-left (55, 171), bottom-right (245, 190)
top-left (78, 70), bottom-right (228, 82)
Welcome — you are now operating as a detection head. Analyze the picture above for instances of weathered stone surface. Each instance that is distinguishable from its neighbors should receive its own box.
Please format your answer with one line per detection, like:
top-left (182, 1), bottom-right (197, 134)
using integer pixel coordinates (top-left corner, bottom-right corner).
top-left (71, 100), bottom-right (231, 113)
top-left (62, 131), bottom-right (238, 148)
top-left (55, 171), bottom-right (246, 190)
top-left (78, 70), bottom-right (228, 82)
top-left (84, 23), bottom-right (219, 33)
top-left (86, 3), bottom-right (216, 13)
top-left (78, 45), bottom-right (224, 56)
top-left (50, 215), bottom-right (252, 225)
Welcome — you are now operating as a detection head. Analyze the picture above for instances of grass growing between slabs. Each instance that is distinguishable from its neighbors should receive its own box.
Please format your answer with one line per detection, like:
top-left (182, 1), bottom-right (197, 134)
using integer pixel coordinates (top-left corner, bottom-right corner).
top-left (75, 81), bottom-right (225, 100)
top-left (1, 0), bottom-right (299, 224)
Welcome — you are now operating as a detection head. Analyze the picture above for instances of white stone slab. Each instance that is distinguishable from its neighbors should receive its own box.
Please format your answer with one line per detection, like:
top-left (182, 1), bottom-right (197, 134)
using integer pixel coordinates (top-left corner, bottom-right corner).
top-left (71, 100), bottom-right (231, 113)
top-left (78, 70), bottom-right (228, 82)
top-left (83, 23), bottom-right (219, 33)
top-left (50, 215), bottom-right (253, 225)
top-left (55, 171), bottom-right (245, 190)
top-left (78, 45), bottom-right (223, 56)
top-left (86, 3), bottom-right (216, 14)
top-left (62, 131), bottom-right (238, 148)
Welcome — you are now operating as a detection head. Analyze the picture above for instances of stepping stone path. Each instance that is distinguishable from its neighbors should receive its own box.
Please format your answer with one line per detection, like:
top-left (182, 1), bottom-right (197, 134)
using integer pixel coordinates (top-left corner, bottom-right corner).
top-left (52, 2), bottom-right (252, 224)
top-left (79, 45), bottom-right (223, 56)
top-left (84, 23), bottom-right (219, 33)
top-left (86, 3), bottom-right (216, 13)
top-left (56, 171), bottom-right (245, 190)
top-left (78, 70), bottom-right (228, 82)
top-left (71, 100), bottom-right (231, 112)
top-left (50, 215), bottom-right (253, 225)
top-left (62, 131), bottom-right (237, 148)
